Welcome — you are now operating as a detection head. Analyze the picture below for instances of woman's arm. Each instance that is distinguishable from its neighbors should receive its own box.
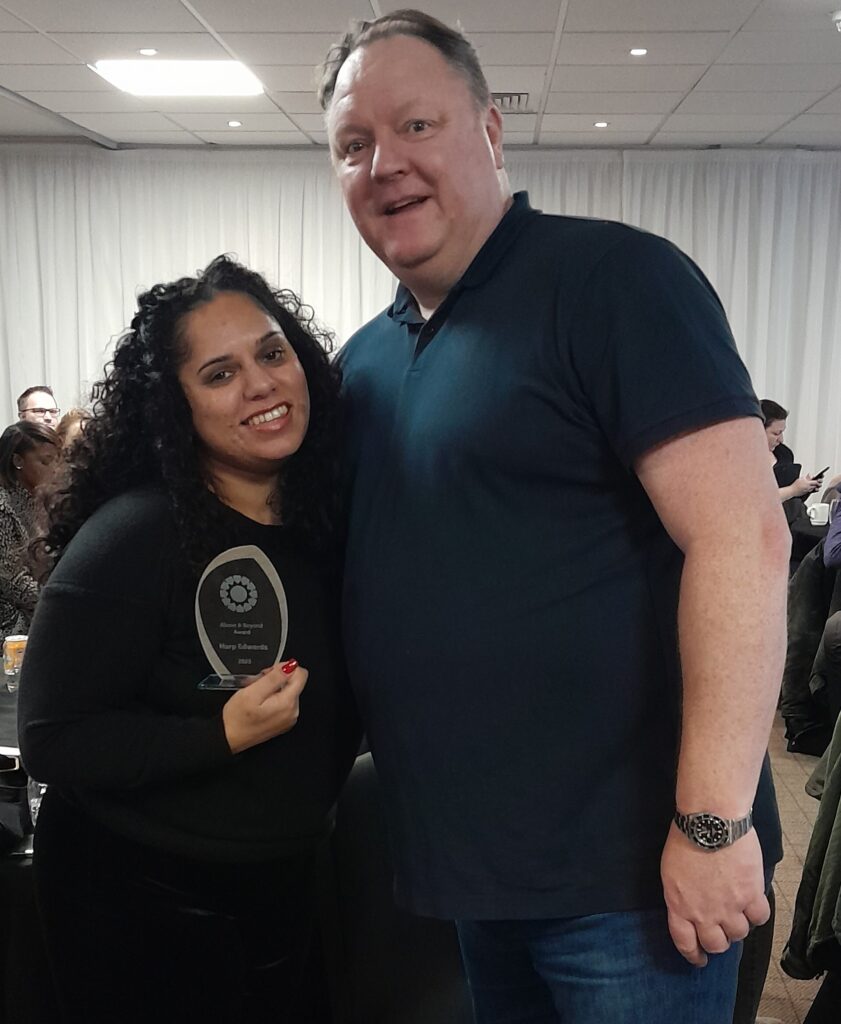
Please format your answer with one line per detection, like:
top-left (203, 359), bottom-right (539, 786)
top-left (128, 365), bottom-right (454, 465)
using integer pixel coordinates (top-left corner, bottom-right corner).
top-left (779, 476), bottom-right (821, 502)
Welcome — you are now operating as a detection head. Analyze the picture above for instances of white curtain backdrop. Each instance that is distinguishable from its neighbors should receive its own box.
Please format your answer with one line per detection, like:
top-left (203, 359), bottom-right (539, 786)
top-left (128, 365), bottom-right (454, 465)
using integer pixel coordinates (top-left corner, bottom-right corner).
top-left (1, 142), bottom-right (839, 475)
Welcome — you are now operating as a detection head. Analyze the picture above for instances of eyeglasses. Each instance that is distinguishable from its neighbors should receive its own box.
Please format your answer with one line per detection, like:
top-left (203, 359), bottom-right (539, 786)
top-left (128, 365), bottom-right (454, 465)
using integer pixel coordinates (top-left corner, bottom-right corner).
top-left (22, 407), bottom-right (60, 418)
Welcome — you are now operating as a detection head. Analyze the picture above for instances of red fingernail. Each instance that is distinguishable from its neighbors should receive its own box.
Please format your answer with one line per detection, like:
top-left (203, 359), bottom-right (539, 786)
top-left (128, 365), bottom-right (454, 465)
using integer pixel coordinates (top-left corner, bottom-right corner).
top-left (281, 659), bottom-right (298, 675)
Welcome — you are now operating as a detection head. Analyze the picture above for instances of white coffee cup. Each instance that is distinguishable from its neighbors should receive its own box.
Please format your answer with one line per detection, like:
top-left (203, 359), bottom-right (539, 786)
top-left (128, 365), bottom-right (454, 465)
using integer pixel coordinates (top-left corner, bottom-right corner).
top-left (808, 503), bottom-right (830, 526)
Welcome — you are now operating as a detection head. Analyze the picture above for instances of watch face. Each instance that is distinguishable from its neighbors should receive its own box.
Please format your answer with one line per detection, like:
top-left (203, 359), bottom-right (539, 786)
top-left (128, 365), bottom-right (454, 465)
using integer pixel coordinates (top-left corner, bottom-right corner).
top-left (689, 814), bottom-right (729, 849)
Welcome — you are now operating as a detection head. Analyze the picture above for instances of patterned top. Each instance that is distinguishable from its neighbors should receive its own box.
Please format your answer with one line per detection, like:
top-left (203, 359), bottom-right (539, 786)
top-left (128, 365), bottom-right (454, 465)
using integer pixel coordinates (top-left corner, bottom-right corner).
top-left (0, 481), bottom-right (39, 645)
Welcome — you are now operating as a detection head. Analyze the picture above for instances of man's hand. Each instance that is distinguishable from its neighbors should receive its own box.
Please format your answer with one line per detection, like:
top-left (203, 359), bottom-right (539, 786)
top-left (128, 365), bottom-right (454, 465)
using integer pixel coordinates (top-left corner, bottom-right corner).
top-left (661, 824), bottom-right (769, 966)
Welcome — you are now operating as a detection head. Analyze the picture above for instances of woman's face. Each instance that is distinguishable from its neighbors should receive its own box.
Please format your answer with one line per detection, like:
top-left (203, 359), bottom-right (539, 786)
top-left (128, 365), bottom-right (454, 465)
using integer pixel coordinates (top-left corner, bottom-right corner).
top-left (176, 291), bottom-right (311, 483)
top-left (14, 443), bottom-right (57, 492)
top-left (765, 419), bottom-right (786, 452)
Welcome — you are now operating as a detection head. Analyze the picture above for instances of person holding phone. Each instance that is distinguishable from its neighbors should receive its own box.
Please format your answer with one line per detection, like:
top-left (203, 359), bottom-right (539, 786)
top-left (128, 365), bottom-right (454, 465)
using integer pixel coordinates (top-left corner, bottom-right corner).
top-left (761, 400), bottom-right (823, 501)
top-left (17, 256), bottom-right (359, 1024)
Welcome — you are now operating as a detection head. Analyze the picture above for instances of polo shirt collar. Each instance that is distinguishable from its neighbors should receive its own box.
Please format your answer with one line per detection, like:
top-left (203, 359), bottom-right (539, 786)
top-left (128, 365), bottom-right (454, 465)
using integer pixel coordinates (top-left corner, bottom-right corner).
top-left (389, 191), bottom-right (537, 326)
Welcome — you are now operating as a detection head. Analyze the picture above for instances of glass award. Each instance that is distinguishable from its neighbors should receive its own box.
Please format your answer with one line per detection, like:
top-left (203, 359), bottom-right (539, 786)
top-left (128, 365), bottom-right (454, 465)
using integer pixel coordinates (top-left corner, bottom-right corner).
top-left (195, 545), bottom-right (288, 690)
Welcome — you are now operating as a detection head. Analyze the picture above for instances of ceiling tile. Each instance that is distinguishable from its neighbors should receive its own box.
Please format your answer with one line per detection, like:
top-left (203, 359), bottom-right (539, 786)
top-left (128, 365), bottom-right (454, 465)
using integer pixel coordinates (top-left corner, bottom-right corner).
top-left (695, 64), bottom-right (841, 92)
top-left (307, 131), bottom-right (328, 144)
top-left (270, 91), bottom-right (323, 114)
top-left (290, 112), bottom-right (330, 132)
top-left (0, 32), bottom-right (80, 63)
top-left (0, 64), bottom-right (109, 90)
top-left (810, 89), bottom-right (841, 114)
top-left (718, 31), bottom-right (841, 64)
top-left (380, 0), bottom-right (562, 33)
top-left (19, 90), bottom-right (149, 113)
top-left (565, 0), bottom-right (759, 33)
top-left (676, 91), bottom-right (825, 115)
top-left (484, 66), bottom-right (547, 96)
top-left (0, 0), bottom-right (202, 33)
top-left (765, 128), bottom-right (841, 146)
top-left (649, 132), bottom-right (769, 146)
top-left (51, 33), bottom-right (227, 62)
top-left (551, 65), bottom-right (705, 92)
top-left (742, 0), bottom-right (841, 33)
top-left (541, 113), bottom-right (662, 132)
top-left (64, 111), bottom-right (183, 133)
top-left (195, 130), bottom-right (312, 145)
top-left (470, 33), bottom-right (554, 66)
top-left (546, 91), bottom-right (683, 114)
top-left (503, 113), bottom-right (538, 132)
top-left (0, 92), bottom-right (72, 135)
top-left (558, 32), bottom-right (728, 66)
top-left (222, 33), bottom-right (336, 66)
top-left (537, 131), bottom-right (652, 146)
top-left (250, 65), bottom-right (319, 92)
top-left (503, 132), bottom-right (536, 144)
top-left (168, 111), bottom-right (296, 131)
top-left (190, 0), bottom-right (370, 33)
top-left (146, 94), bottom-right (281, 113)
top-left (779, 113), bottom-right (841, 132)
top-left (659, 112), bottom-right (790, 133)
top-left (118, 131), bottom-right (204, 145)
top-left (0, 9), bottom-right (30, 31)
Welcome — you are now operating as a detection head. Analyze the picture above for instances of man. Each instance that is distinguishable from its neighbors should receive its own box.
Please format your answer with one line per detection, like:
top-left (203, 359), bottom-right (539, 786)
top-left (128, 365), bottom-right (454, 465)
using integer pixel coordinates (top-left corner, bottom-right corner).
top-left (17, 386), bottom-right (59, 428)
top-left (320, 11), bottom-right (790, 1021)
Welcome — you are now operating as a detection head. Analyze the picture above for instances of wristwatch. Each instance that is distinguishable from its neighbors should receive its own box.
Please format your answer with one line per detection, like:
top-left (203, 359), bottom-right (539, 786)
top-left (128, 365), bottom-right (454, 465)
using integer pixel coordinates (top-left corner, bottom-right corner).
top-left (673, 809), bottom-right (753, 851)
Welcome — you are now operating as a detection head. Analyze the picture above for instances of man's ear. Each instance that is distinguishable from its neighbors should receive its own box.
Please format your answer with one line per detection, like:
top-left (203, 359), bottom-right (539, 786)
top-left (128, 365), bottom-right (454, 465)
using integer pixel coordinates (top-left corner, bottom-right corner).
top-left (485, 103), bottom-right (504, 170)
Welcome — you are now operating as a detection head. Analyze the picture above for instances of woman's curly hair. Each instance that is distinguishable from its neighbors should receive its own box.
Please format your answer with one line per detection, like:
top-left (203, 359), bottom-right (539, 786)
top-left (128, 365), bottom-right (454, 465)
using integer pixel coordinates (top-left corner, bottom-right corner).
top-left (42, 255), bottom-right (342, 571)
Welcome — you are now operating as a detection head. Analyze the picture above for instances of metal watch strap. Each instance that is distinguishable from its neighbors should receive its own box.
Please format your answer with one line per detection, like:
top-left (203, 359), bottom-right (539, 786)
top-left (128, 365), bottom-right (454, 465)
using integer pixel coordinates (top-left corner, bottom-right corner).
top-left (673, 808), bottom-right (754, 850)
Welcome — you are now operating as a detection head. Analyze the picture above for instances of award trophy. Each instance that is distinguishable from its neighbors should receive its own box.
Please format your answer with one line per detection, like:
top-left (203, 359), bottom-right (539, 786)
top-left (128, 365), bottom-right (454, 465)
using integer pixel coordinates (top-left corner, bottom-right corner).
top-left (195, 545), bottom-right (288, 690)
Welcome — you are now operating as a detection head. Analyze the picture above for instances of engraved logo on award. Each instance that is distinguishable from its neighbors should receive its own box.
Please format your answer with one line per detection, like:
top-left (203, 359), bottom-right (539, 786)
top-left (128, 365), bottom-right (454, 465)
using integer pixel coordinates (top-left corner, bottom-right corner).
top-left (195, 545), bottom-right (287, 690)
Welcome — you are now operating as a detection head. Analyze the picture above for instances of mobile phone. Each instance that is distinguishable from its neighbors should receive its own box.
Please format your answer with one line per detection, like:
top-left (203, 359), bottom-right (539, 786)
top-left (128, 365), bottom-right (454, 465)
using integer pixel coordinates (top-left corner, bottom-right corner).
top-left (814, 466), bottom-right (830, 479)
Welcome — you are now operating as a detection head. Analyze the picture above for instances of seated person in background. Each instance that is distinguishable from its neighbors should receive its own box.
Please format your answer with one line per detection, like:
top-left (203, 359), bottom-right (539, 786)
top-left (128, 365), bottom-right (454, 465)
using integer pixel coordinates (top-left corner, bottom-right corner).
top-left (0, 421), bottom-right (58, 645)
top-left (17, 255), bottom-right (359, 1024)
top-left (55, 407), bottom-right (90, 450)
top-left (761, 399), bottom-right (822, 501)
top-left (16, 385), bottom-right (60, 429)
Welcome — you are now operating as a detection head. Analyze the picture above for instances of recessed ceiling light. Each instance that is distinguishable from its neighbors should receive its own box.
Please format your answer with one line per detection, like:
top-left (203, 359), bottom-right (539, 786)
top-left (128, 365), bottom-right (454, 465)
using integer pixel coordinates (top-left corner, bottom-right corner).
top-left (138, 48), bottom-right (157, 57)
top-left (91, 60), bottom-right (264, 97)
top-left (629, 48), bottom-right (648, 57)
top-left (227, 120), bottom-right (243, 128)
top-left (594, 121), bottom-right (609, 128)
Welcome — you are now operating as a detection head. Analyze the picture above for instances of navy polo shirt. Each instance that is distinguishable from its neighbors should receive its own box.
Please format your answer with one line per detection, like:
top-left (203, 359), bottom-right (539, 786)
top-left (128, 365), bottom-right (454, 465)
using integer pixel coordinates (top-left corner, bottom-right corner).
top-left (339, 192), bottom-right (781, 920)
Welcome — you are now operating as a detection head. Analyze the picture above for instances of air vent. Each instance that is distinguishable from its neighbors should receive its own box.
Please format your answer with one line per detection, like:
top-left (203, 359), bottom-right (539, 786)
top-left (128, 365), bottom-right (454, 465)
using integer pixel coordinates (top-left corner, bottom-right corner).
top-left (491, 92), bottom-right (532, 114)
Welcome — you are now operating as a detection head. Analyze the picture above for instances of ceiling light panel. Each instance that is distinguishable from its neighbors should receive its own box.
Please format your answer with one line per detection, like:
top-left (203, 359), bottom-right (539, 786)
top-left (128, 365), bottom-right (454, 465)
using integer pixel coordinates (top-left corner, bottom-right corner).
top-left (92, 60), bottom-right (264, 97)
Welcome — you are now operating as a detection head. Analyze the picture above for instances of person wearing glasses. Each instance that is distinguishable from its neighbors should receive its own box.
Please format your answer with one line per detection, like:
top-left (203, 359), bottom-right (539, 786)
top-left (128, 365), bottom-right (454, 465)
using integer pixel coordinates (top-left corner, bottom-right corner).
top-left (16, 386), bottom-right (60, 430)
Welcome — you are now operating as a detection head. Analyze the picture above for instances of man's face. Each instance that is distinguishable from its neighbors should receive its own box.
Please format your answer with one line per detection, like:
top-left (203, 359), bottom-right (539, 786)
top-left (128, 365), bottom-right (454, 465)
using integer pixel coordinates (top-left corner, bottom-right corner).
top-left (327, 35), bottom-right (508, 308)
top-left (19, 390), bottom-right (59, 428)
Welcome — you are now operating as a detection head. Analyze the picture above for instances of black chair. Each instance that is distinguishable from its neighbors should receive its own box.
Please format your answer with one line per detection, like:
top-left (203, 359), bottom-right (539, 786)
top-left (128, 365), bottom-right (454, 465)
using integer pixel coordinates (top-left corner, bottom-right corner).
top-left (322, 753), bottom-right (474, 1024)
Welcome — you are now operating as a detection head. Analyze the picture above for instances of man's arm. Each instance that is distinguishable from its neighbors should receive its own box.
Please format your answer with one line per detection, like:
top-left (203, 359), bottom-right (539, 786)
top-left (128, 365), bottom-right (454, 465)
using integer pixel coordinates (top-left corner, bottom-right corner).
top-left (635, 415), bottom-right (790, 966)
top-left (824, 508), bottom-right (841, 568)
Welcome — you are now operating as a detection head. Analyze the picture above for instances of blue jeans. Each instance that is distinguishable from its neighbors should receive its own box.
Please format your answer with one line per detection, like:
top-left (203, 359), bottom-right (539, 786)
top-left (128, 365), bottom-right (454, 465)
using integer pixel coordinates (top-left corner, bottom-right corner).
top-left (456, 909), bottom-right (742, 1024)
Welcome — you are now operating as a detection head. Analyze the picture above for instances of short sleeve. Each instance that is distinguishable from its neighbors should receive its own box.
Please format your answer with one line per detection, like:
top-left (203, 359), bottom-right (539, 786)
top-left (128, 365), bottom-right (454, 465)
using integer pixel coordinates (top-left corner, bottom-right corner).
top-left (568, 229), bottom-right (760, 467)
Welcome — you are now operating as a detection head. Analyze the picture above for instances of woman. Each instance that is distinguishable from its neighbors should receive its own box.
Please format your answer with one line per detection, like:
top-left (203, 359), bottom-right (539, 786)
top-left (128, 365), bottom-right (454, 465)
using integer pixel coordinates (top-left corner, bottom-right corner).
top-left (54, 406), bottom-right (90, 450)
top-left (18, 256), bottom-right (359, 1023)
top-left (761, 399), bottom-right (822, 501)
top-left (0, 420), bottom-right (58, 646)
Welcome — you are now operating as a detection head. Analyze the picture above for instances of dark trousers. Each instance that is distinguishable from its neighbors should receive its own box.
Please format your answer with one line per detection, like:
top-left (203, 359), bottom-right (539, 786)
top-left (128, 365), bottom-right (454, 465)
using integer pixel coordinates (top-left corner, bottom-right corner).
top-left (33, 787), bottom-right (321, 1024)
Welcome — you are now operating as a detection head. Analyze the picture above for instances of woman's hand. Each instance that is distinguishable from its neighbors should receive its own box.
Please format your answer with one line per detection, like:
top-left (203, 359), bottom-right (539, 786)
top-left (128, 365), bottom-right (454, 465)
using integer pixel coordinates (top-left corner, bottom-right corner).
top-left (222, 660), bottom-right (307, 755)
top-left (790, 475), bottom-right (821, 498)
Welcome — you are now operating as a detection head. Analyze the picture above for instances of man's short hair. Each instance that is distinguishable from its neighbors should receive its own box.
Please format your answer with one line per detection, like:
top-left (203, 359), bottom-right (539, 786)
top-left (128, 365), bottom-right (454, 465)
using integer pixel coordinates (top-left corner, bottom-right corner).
top-left (17, 385), bottom-right (56, 413)
top-left (318, 8), bottom-right (489, 111)
top-left (760, 399), bottom-right (788, 426)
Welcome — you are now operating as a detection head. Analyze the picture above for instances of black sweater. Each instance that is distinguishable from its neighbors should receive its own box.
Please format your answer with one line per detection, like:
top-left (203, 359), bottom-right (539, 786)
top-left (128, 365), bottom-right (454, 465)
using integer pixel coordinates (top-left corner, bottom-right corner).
top-left (18, 488), bottom-right (359, 862)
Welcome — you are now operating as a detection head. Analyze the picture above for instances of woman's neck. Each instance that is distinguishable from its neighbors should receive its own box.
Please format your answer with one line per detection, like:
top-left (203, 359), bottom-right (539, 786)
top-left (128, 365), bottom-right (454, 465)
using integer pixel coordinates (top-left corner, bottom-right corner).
top-left (207, 465), bottom-right (280, 526)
